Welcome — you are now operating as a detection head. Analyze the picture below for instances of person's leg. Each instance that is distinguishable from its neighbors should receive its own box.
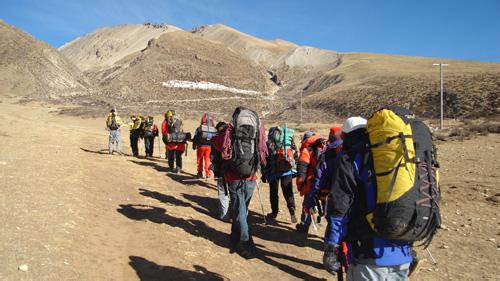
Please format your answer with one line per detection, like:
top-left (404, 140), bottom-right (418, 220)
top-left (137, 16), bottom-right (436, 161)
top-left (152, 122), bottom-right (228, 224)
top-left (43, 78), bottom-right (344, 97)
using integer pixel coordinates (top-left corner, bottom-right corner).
top-left (130, 134), bottom-right (138, 156)
top-left (347, 263), bottom-right (406, 281)
top-left (242, 180), bottom-right (256, 245)
top-left (150, 135), bottom-right (155, 156)
top-left (144, 135), bottom-right (151, 156)
top-left (196, 147), bottom-right (203, 176)
top-left (296, 198), bottom-right (311, 233)
top-left (268, 179), bottom-right (279, 217)
top-left (387, 263), bottom-right (410, 281)
top-left (227, 181), bottom-right (243, 247)
top-left (217, 178), bottom-right (230, 220)
top-left (175, 150), bottom-right (182, 171)
top-left (280, 175), bottom-right (297, 222)
top-left (116, 130), bottom-right (122, 153)
top-left (167, 150), bottom-right (175, 169)
top-left (203, 146), bottom-right (212, 178)
top-left (108, 131), bottom-right (114, 154)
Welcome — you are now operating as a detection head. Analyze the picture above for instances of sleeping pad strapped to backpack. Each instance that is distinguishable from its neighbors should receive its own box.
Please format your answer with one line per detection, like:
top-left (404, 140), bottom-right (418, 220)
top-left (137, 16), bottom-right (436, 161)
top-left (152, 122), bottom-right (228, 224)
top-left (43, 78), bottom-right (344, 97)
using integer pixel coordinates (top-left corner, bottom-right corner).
top-left (268, 125), bottom-right (296, 173)
top-left (166, 113), bottom-right (189, 143)
top-left (366, 106), bottom-right (441, 247)
top-left (200, 114), bottom-right (217, 142)
top-left (228, 107), bottom-right (260, 178)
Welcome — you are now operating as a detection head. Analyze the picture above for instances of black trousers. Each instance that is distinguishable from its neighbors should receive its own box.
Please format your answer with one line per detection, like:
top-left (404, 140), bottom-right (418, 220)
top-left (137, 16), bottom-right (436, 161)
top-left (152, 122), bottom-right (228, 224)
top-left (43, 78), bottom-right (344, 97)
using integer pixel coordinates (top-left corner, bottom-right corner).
top-left (130, 132), bottom-right (140, 156)
top-left (167, 150), bottom-right (182, 170)
top-left (269, 175), bottom-right (296, 215)
top-left (144, 133), bottom-right (155, 157)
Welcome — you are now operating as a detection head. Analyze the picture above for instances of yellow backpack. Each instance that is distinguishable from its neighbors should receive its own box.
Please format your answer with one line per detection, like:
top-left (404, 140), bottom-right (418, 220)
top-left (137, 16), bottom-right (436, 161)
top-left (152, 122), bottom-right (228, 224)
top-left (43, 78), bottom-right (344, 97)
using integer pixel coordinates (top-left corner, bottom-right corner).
top-left (367, 106), bottom-right (441, 247)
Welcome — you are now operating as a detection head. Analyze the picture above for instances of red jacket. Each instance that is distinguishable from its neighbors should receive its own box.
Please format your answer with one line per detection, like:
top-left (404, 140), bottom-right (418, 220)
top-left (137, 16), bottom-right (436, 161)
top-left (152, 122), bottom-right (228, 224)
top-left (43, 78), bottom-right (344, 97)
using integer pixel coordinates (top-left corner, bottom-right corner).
top-left (161, 119), bottom-right (186, 152)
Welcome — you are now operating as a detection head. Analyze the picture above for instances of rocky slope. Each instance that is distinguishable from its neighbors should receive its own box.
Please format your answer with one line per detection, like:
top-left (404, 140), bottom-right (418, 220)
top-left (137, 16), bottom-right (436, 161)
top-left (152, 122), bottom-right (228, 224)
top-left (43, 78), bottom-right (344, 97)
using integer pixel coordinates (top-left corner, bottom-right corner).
top-left (0, 20), bottom-right (91, 102)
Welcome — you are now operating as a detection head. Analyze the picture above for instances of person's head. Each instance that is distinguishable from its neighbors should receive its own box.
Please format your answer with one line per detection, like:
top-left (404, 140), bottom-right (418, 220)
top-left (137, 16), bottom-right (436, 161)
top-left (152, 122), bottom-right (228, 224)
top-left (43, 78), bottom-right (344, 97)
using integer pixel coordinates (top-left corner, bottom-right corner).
top-left (110, 109), bottom-right (116, 116)
top-left (302, 131), bottom-right (316, 142)
top-left (130, 115), bottom-right (137, 121)
top-left (329, 125), bottom-right (343, 142)
top-left (148, 116), bottom-right (154, 121)
top-left (215, 121), bottom-right (227, 132)
top-left (341, 117), bottom-right (367, 144)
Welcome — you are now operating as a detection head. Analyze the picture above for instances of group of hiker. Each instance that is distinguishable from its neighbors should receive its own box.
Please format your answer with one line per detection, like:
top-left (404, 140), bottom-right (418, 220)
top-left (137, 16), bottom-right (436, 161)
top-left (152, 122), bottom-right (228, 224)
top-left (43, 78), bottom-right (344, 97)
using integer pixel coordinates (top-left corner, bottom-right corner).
top-left (105, 105), bottom-right (441, 280)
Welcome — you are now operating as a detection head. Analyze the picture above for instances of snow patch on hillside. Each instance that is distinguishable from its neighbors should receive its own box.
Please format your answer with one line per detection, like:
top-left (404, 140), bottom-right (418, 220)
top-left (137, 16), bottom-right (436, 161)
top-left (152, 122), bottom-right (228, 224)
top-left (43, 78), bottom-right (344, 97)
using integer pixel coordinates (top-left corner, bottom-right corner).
top-left (161, 80), bottom-right (260, 95)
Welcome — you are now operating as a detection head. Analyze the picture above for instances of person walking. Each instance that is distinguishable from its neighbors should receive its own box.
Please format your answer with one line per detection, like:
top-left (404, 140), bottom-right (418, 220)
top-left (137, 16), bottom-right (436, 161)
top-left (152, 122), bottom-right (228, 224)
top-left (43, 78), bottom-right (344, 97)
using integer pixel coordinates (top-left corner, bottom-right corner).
top-left (162, 110), bottom-right (186, 172)
top-left (213, 107), bottom-right (268, 259)
top-left (262, 125), bottom-right (299, 224)
top-left (323, 117), bottom-right (413, 280)
top-left (193, 113), bottom-right (217, 178)
top-left (143, 116), bottom-right (159, 157)
top-left (105, 108), bottom-right (124, 155)
top-left (211, 121), bottom-right (230, 221)
top-left (129, 115), bottom-right (143, 157)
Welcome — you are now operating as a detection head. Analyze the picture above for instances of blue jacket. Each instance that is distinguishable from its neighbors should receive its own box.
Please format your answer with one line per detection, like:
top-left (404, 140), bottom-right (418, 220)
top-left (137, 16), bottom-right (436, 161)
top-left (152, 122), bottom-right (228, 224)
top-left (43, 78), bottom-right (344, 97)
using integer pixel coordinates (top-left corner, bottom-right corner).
top-left (304, 140), bottom-right (342, 209)
top-left (324, 129), bottom-right (412, 266)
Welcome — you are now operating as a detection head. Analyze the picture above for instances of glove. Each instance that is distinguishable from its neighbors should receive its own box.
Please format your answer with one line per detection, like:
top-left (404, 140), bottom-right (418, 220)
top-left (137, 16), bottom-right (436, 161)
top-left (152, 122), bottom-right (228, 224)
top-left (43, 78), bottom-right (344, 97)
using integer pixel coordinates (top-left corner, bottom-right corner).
top-left (192, 143), bottom-right (197, 150)
top-left (323, 244), bottom-right (341, 275)
top-left (261, 175), bottom-right (267, 183)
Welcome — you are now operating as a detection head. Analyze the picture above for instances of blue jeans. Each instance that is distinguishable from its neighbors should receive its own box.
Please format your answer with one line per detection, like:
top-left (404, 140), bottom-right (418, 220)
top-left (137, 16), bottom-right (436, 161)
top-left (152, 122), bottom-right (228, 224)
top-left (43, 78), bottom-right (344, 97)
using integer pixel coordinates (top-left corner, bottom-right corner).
top-left (228, 180), bottom-right (255, 245)
top-left (108, 130), bottom-right (122, 154)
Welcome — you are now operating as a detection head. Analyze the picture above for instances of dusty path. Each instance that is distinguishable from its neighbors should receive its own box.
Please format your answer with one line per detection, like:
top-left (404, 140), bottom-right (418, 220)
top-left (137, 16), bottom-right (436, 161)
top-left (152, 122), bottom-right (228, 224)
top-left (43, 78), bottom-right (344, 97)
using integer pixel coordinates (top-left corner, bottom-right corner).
top-left (0, 100), bottom-right (498, 280)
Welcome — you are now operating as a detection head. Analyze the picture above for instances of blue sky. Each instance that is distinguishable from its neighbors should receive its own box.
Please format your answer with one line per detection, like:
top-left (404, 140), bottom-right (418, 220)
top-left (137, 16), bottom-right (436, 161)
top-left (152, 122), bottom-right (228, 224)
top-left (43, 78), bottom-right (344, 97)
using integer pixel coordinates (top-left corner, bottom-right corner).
top-left (1, 0), bottom-right (499, 62)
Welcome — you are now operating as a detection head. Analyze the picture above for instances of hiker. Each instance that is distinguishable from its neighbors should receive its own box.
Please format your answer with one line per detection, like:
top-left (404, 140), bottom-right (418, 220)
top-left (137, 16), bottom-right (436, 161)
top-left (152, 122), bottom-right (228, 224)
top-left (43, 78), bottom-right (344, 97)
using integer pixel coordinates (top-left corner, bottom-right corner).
top-left (105, 108), bottom-right (124, 155)
top-left (323, 116), bottom-right (413, 280)
top-left (192, 113), bottom-right (217, 179)
top-left (295, 131), bottom-right (326, 233)
top-left (261, 125), bottom-right (299, 223)
top-left (143, 116), bottom-right (159, 157)
top-left (129, 115), bottom-right (144, 157)
top-left (213, 107), bottom-right (268, 259)
top-left (162, 110), bottom-right (187, 173)
top-left (303, 125), bottom-right (343, 222)
top-left (211, 121), bottom-right (230, 221)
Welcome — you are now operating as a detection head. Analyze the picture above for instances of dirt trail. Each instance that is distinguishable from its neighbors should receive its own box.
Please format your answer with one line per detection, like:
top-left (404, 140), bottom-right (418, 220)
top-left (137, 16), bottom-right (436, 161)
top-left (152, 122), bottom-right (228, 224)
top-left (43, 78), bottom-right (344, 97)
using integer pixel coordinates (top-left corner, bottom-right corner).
top-left (0, 100), bottom-right (498, 280)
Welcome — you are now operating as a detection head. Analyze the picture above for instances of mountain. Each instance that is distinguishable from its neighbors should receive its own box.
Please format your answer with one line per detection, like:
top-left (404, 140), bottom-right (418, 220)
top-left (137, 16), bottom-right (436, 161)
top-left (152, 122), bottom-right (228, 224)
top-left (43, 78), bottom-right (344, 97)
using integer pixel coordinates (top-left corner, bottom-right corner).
top-left (58, 22), bottom-right (500, 120)
top-left (59, 23), bottom-right (181, 72)
top-left (0, 20), bottom-right (91, 102)
top-left (60, 24), bottom-right (278, 116)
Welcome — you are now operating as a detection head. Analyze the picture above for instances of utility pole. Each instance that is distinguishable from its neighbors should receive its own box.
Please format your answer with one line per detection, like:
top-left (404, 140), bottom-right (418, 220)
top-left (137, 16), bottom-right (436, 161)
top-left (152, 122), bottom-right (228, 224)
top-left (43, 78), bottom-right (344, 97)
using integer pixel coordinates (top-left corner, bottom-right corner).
top-left (433, 63), bottom-right (448, 130)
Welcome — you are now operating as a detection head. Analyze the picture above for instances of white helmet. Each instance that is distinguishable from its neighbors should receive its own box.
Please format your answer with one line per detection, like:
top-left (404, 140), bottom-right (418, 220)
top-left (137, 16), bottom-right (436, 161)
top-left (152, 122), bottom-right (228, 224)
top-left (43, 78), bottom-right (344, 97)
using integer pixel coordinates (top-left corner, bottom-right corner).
top-left (342, 117), bottom-right (367, 133)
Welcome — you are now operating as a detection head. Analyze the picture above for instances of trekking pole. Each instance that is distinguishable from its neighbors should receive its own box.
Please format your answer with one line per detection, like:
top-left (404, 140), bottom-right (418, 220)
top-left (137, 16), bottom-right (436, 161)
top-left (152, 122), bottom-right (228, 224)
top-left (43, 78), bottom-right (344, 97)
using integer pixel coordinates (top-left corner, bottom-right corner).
top-left (255, 172), bottom-right (267, 225)
top-left (426, 248), bottom-right (437, 265)
top-left (309, 213), bottom-right (318, 231)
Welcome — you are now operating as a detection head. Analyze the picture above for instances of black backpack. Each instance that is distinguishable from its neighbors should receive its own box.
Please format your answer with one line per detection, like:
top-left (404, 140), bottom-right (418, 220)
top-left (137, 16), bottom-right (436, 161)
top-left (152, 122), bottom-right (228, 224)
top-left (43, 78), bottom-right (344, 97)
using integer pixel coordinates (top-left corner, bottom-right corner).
top-left (228, 107), bottom-right (260, 178)
top-left (109, 116), bottom-right (119, 130)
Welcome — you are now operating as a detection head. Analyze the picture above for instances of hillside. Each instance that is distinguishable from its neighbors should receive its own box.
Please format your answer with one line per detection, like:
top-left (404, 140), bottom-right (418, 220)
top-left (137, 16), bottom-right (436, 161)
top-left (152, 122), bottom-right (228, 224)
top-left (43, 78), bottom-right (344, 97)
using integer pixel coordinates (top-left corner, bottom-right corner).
top-left (77, 29), bottom-right (278, 116)
top-left (56, 22), bottom-right (500, 120)
top-left (59, 23), bottom-right (182, 72)
top-left (0, 20), bottom-right (91, 102)
top-left (302, 53), bottom-right (500, 120)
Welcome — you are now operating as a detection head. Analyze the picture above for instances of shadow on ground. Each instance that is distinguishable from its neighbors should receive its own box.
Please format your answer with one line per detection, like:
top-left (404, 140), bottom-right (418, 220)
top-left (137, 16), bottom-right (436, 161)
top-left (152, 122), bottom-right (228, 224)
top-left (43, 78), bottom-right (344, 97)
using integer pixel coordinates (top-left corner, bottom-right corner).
top-left (129, 256), bottom-right (226, 280)
top-left (129, 160), bottom-right (216, 190)
top-left (118, 200), bottom-right (326, 280)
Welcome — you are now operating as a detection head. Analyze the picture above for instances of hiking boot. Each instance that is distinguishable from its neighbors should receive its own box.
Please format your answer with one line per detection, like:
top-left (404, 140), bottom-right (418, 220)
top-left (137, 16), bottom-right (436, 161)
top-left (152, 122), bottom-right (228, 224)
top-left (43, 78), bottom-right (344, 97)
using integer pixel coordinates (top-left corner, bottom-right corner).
top-left (266, 212), bottom-right (278, 224)
top-left (236, 242), bottom-right (256, 259)
top-left (176, 167), bottom-right (182, 174)
top-left (295, 223), bottom-right (309, 234)
top-left (197, 172), bottom-right (204, 179)
top-left (290, 213), bottom-right (298, 224)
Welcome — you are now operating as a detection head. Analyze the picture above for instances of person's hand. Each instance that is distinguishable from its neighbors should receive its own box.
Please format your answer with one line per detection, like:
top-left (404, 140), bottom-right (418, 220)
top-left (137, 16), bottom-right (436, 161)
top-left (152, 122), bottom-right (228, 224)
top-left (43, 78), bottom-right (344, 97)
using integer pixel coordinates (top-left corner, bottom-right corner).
top-left (323, 244), bottom-right (341, 275)
top-left (261, 175), bottom-right (267, 183)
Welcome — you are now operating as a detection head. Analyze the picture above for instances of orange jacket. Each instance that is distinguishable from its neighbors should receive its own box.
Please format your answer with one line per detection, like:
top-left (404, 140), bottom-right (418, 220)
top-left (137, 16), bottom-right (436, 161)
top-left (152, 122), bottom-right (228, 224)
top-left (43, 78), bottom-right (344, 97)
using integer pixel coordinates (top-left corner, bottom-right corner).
top-left (296, 135), bottom-right (325, 196)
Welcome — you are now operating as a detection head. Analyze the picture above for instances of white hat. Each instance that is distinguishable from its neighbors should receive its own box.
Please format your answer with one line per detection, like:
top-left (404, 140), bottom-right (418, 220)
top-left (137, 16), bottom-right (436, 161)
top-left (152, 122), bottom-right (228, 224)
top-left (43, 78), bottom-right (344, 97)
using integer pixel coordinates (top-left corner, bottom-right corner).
top-left (342, 117), bottom-right (367, 133)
